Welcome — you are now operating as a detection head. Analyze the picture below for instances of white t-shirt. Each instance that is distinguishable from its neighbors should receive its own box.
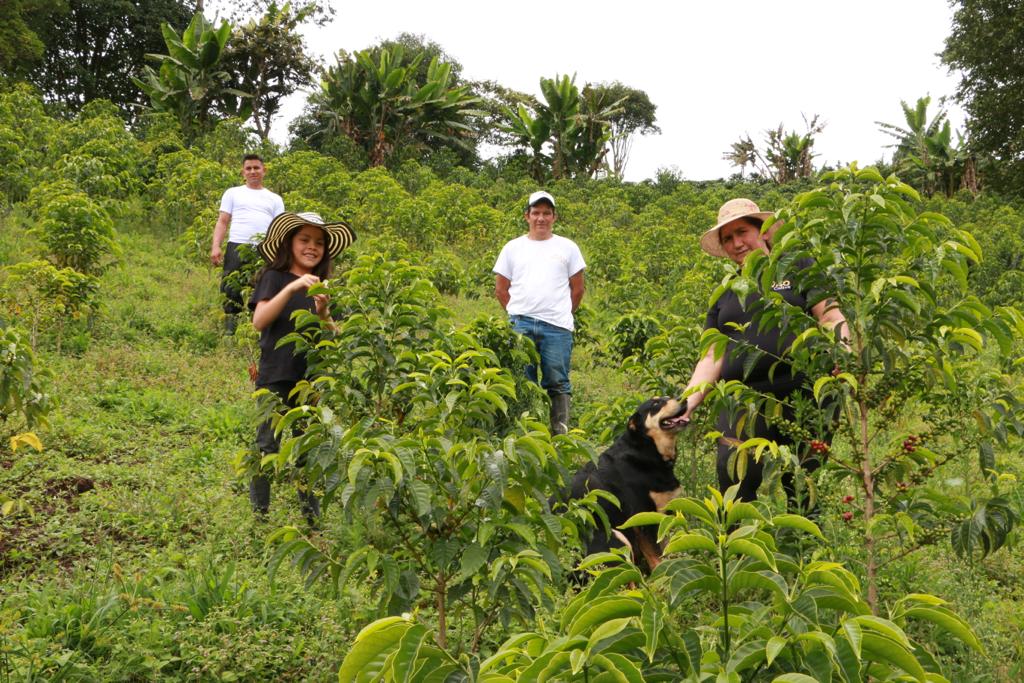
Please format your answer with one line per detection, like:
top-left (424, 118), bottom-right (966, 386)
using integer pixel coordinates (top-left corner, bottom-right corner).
top-left (219, 185), bottom-right (285, 244)
top-left (493, 234), bottom-right (586, 331)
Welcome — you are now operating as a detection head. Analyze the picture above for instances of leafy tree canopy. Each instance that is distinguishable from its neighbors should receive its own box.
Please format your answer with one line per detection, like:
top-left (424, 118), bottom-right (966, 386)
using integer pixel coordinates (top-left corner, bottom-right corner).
top-left (0, 0), bottom-right (48, 80)
top-left (582, 81), bottom-right (659, 179)
top-left (24, 0), bottom-right (196, 119)
top-left (943, 0), bottom-right (1024, 194)
top-left (219, 1), bottom-right (320, 140)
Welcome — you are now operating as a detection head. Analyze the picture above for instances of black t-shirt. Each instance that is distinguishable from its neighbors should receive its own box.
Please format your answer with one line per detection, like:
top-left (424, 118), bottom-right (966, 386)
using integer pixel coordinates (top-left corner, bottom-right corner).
top-left (249, 269), bottom-right (316, 387)
top-left (704, 258), bottom-right (818, 397)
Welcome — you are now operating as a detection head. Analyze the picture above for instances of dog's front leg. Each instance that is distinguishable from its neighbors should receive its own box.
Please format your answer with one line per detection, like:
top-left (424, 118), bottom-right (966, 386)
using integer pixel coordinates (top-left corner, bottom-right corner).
top-left (649, 487), bottom-right (681, 513)
top-left (634, 531), bottom-right (662, 570)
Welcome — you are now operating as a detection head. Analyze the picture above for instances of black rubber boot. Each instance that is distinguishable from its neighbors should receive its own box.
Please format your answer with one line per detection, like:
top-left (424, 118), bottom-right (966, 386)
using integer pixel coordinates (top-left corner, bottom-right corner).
top-left (249, 475), bottom-right (271, 515)
top-left (549, 393), bottom-right (570, 435)
top-left (297, 487), bottom-right (321, 529)
top-left (224, 313), bottom-right (238, 336)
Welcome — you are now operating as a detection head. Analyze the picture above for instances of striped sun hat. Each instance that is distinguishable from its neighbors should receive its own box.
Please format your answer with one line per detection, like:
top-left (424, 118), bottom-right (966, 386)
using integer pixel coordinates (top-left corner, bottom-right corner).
top-left (257, 211), bottom-right (356, 263)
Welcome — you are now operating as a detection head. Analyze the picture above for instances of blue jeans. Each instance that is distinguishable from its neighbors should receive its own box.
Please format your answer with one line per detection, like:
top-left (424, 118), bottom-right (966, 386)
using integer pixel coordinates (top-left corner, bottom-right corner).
top-left (510, 315), bottom-right (573, 395)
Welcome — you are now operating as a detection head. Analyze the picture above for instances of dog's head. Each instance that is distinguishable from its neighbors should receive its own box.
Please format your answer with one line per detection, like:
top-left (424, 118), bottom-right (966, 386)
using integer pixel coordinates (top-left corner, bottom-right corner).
top-left (626, 396), bottom-right (688, 461)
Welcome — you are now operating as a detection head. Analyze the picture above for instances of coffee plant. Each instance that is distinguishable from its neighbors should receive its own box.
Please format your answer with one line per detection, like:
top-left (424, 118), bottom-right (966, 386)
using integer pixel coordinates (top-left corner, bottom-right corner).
top-left (30, 186), bottom-right (119, 275)
top-left (339, 486), bottom-right (981, 681)
top-left (51, 100), bottom-right (147, 202)
top-left (0, 320), bottom-right (51, 435)
top-left (609, 312), bottom-right (662, 362)
top-left (147, 149), bottom-right (236, 233)
top-left (265, 252), bottom-right (590, 651)
top-left (0, 85), bottom-right (56, 204)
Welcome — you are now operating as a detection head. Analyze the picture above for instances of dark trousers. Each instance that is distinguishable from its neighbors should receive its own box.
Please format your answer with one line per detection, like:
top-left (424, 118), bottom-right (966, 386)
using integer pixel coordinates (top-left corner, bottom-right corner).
top-left (715, 391), bottom-right (830, 512)
top-left (251, 381), bottom-right (318, 519)
top-left (220, 242), bottom-right (245, 315)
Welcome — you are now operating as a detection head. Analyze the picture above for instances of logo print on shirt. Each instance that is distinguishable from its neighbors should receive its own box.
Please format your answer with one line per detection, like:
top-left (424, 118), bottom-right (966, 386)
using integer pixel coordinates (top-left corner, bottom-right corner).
top-left (771, 279), bottom-right (792, 291)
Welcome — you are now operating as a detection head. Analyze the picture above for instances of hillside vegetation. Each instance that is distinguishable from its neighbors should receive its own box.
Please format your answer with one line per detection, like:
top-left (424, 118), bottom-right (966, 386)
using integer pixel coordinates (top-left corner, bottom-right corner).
top-left (1, 88), bottom-right (1024, 681)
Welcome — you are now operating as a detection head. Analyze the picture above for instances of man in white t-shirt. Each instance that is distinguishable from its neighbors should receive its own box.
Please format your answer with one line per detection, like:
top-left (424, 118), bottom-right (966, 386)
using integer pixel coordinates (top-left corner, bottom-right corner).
top-left (211, 154), bottom-right (285, 334)
top-left (494, 191), bottom-right (586, 434)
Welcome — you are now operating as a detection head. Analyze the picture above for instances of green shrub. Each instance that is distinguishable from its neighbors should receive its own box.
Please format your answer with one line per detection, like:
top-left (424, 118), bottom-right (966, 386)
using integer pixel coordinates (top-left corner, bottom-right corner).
top-left (0, 320), bottom-right (52, 432)
top-left (0, 260), bottom-right (99, 352)
top-left (609, 312), bottom-right (662, 361)
top-left (50, 102), bottom-right (146, 201)
top-left (31, 186), bottom-right (119, 274)
top-left (270, 150), bottom-right (354, 209)
top-left (148, 150), bottom-right (236, 234)
top-left (0, 84), bottom-right (57, 203)
top-left (266, 255), bottom-right (589, 653)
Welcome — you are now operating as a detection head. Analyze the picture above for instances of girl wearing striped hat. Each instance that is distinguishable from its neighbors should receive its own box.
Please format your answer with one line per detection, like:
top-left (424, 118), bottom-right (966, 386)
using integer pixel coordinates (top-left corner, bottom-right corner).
top-left (247, 212), bottom-right (355, 521)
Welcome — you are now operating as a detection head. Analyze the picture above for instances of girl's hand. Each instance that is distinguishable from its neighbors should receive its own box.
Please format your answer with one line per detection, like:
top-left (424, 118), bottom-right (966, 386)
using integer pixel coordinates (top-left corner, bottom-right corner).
top-left (288, 273), bottom-right (320, 293)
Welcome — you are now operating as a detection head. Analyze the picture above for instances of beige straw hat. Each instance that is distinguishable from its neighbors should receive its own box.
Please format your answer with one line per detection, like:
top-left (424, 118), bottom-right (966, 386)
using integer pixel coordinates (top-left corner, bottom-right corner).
top-left (699, 198), bottom-right (774, 258)
top-left (257, 211), bottom-right (356, 262)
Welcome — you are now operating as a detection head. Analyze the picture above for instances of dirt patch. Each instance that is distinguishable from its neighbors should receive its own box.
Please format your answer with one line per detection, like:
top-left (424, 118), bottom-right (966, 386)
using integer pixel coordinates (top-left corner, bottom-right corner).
top-left (43, 476), bottom-right (96, 499)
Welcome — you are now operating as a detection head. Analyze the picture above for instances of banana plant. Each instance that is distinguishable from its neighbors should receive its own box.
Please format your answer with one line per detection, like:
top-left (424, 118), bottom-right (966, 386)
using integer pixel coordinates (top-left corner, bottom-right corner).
top-left (314, 46), bottom-right (480, 167)
top-left (501, 74), bottom-right (621, 182)
top-left (133, 12), bottom-right (249, 142)
top-left (876, 96), bottom-right (972, 197)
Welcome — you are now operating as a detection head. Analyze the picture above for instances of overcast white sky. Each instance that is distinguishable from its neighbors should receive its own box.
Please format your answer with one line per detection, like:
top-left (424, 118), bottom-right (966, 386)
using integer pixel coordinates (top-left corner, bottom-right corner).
top-left (210, 0), bottom-right (964, 182)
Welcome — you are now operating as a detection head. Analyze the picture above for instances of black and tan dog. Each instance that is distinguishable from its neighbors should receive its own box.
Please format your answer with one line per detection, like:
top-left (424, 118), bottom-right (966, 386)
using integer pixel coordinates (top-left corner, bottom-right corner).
top-left (556, 396), bottom-right (687, 572)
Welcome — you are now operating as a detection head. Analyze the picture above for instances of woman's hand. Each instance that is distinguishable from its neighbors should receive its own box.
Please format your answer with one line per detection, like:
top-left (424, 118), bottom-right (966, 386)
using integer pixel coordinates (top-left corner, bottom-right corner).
top-left (313, 293), bottom-right (330, 318)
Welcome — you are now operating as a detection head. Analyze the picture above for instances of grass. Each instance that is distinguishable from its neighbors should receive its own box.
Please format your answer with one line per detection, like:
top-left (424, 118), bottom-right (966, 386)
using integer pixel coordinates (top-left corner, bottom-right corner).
top-left (1, 226), bottom-right (354, 680)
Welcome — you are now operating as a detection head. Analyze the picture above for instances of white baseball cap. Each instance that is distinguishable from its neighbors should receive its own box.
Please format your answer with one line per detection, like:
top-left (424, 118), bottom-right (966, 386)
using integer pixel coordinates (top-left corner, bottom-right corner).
top-left (527, 190), bottom-right (556, 209)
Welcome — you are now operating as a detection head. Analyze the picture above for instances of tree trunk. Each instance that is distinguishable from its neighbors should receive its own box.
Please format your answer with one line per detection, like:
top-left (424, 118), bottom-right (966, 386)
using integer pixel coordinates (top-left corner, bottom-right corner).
top-left (435, 573), bottom-right (447, 649)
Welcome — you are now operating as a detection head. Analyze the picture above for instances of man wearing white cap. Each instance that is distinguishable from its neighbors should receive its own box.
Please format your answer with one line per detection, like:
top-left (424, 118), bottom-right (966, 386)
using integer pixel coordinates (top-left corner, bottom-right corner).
top-left (494, 191), bottom-right (586, 434)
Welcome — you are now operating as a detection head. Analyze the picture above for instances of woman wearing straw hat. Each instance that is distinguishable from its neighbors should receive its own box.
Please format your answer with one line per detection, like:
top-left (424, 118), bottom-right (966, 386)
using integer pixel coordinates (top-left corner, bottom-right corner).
top-left (247, 211), bottom-right (356, 521)
top-left (679, 198), bottom-right (846, 509)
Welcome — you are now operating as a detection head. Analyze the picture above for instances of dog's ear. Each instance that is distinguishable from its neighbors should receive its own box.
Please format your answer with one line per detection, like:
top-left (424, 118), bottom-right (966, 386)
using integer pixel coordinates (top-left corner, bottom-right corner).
top-left (627, 414), bottom-right (640, 433)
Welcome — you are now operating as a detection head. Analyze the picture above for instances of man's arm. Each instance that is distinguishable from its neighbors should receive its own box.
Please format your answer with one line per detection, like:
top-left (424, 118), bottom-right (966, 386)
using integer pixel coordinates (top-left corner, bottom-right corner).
top-left (211, 211), bottom-right (231, 266)
top-left (569, 270), bottom-right (585, 313)
top-left (495, 274), bottom-right (511, 310)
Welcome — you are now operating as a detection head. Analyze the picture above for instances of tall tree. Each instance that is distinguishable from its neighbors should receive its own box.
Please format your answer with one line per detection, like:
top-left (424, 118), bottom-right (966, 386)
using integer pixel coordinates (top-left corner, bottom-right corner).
top-left (0, 0), bottom-right (48, 80)
top-left (582, 81), bottom-right (660, 179)
top-left (219, 2), bottom-right (319, 140)
top-left (25, 0), bottom-right (196, 118)
top-left (942, 0), bottom-right (1024, 195)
